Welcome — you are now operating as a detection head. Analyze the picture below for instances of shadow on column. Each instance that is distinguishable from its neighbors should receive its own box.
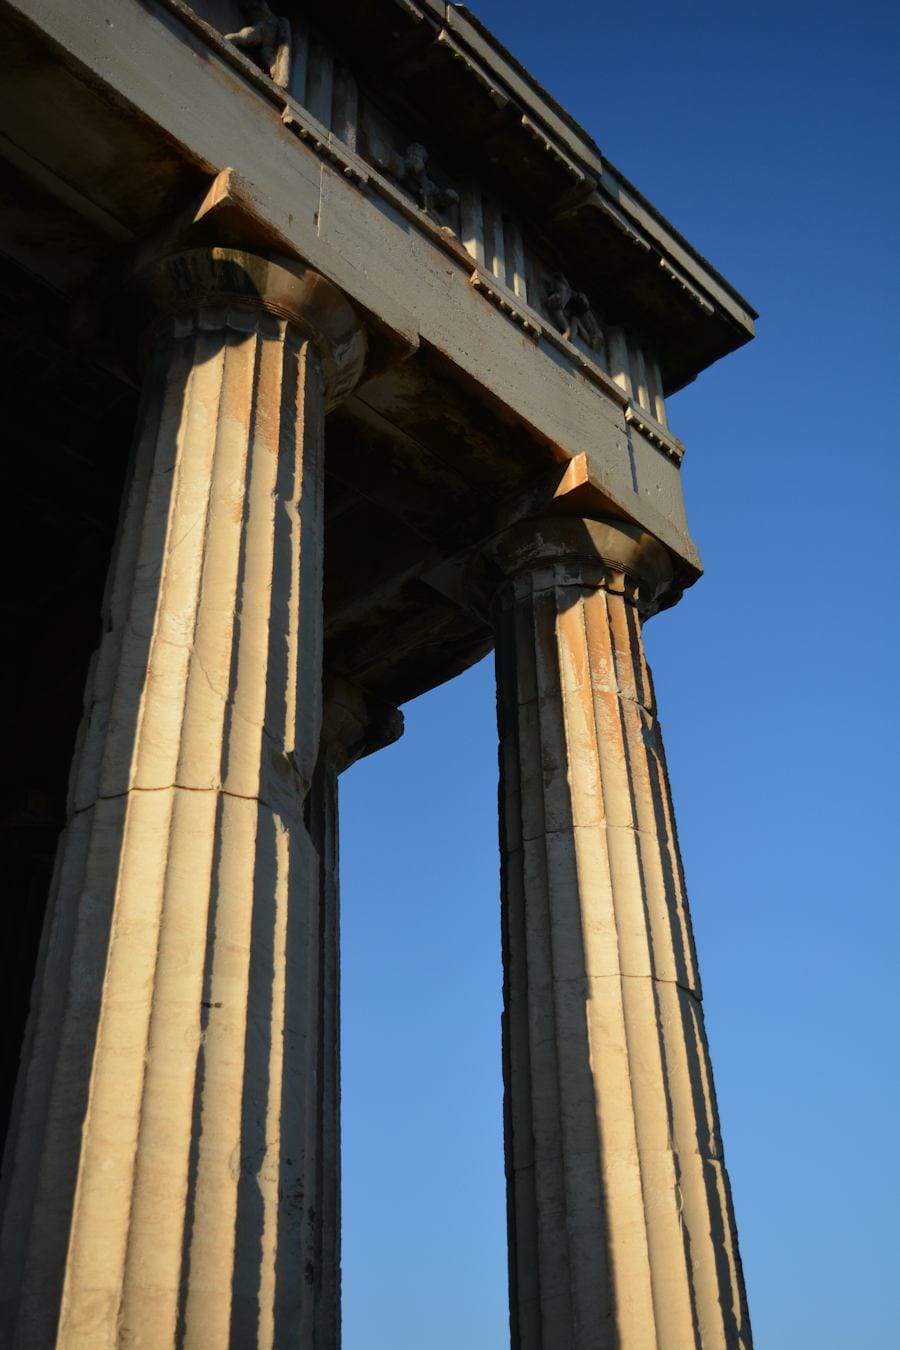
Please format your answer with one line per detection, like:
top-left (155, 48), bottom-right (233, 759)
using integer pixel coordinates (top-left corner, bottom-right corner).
top-left (0, 342), bottom-right (178, 1343)
top-left (503, 558), bottom-right (745, 1346)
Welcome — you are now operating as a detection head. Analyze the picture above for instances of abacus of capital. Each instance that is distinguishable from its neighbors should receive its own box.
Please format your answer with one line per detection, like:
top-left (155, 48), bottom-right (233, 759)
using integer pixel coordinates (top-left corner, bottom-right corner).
top-left (0, 1), bottom-right (756, 1346)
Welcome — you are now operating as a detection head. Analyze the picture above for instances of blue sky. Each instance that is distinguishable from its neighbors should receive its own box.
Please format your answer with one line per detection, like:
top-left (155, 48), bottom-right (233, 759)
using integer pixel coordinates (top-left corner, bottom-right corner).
top-left (339, 2), bottom-right (900, 1345)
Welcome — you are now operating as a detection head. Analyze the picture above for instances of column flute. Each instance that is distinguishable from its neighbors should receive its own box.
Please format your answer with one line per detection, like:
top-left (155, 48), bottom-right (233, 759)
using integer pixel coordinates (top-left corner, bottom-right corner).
top-left (0, 248), bottom-right (364, 1349)
top-left (481, 515), bottom-right (751, 1349)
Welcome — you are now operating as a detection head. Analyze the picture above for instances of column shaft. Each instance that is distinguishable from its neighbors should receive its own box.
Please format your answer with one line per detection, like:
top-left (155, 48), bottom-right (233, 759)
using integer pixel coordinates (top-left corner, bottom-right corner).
top-left (306, 756), bottom-right (342, 1349)
top-left (0, 277), bottom-right (345, 1347)
top-left (493, 522), bottom-right (751, 1348)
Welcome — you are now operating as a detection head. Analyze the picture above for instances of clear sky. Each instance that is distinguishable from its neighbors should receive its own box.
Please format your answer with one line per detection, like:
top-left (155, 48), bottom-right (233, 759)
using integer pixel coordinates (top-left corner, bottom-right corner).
top-left (339, 2), bottom-right (900, 1346)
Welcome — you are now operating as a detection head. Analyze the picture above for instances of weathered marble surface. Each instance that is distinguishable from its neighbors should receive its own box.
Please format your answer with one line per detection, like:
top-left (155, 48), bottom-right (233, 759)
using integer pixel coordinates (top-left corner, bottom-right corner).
top-left (487, 518), bottom-right (752, 1348)
top-left (0, 249), bottom-right (362, 1348)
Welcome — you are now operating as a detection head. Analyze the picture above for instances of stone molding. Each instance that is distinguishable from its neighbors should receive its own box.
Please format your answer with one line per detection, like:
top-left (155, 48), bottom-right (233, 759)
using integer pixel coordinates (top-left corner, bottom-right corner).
top-left (145, 1), bottom-right (753, 398)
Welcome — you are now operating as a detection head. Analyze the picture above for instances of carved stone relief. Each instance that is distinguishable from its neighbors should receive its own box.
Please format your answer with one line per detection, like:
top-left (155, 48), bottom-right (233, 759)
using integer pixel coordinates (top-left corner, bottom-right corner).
top-left (213, 1), bottom-right (666, 430)
top-left (544, 271), bottom-right (603, 350)
top-left (224, 0), bottom-right (291, 88)
top-left (359, 110), bottom-right (461, 231)
top-left (398, 143), bottom-right (460, 218)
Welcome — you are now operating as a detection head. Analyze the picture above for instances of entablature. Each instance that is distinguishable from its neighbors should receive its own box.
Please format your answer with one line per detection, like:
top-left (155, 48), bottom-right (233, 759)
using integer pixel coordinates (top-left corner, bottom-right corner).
top-left (162, 0), bottom-right (700, 446)
top-left (0, 0), bottom-right (758, 702)
top-left (182, 0), bottom-right (756, 394)
top-left (0, 0), bottom-right (697, 556)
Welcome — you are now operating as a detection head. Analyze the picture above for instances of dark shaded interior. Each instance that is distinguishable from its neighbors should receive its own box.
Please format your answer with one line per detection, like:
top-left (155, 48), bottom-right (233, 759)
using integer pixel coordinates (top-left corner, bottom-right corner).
top-left (0, 258), bottom-right (136, 1144)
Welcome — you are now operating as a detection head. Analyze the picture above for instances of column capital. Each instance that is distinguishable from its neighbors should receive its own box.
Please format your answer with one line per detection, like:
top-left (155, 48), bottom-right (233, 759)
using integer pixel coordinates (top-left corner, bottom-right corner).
top-left (475, 514), bottom-right (679, 617)
top-left (115, 246), bottom-right (367, 407)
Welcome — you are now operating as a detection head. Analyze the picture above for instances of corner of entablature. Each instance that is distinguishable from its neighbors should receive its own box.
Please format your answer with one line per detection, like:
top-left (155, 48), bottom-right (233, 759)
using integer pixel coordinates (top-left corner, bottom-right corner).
top-left (69, 168), bottom-right (421, 401)
top-left (321, 676), bottom-right (405, 774)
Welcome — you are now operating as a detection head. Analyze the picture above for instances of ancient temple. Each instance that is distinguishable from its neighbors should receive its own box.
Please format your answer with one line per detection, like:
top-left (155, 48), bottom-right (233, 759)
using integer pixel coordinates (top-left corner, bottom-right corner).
top-left (0, 1), bottom-right (756, 1345)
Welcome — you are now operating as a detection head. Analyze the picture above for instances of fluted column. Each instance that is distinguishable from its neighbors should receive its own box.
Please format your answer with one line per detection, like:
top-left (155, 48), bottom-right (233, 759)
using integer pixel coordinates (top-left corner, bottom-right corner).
top-left (484, 516), bottom-right (751, 1349)
top-left (0, 249), bottom-right (365, 1349)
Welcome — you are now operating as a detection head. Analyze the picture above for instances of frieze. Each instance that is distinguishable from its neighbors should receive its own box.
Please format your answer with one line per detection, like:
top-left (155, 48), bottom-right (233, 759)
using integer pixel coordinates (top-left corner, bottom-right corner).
top-left (172, 1), bottom-right (673, 442)
top-left (224, 0), bottom-right (291, 87)
top-left (356, 98), bottom-right (461, 231)
top-left (544, 272), bottom-right (603, 350)
top-left (158, 0), bottom-right (750, 403)
top-left (400, 144), bottom-right (460, 218)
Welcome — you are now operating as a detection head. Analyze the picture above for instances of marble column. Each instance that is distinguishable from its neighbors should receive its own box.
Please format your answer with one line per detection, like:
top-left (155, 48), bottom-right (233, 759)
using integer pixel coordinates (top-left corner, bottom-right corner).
top-left (483, 516), bottom-right (751, 1349)
top-left (0, 249), bottom-right (365, 1349)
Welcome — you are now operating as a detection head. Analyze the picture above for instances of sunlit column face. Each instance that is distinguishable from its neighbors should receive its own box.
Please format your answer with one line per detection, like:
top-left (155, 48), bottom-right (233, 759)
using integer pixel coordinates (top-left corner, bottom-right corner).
top-left (488, 518), bottom-right (751, 1349)
top-left (0, 251), bottom-right (364, 1350)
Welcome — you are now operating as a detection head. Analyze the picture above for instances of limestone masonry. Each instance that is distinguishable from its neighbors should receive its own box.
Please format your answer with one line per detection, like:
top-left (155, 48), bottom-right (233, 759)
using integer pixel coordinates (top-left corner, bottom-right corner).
top-left (0, 2), bottom-right (756, 1345)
